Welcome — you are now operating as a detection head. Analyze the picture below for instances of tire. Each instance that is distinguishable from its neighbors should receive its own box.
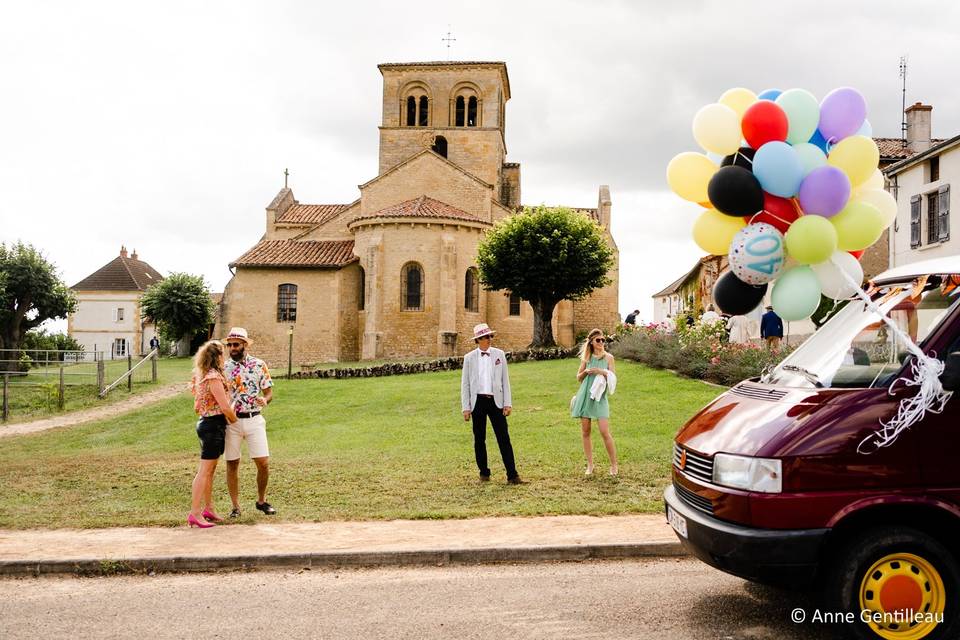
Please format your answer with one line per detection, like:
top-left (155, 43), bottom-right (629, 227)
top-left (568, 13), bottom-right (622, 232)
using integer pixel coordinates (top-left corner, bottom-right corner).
top-left (824, 526), bottom-right (959, 639)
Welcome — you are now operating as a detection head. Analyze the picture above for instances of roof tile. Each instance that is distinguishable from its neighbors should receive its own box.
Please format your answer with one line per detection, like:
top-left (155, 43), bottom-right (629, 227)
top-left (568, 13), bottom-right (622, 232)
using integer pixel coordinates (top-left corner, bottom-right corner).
top-left (72, 254), bottom-right (164, 291)
top-left (352, 195), bottom-right (487, 224)
top-left (276, 204), bottom-right (349, 225)
top-left (230, 240), bottom-right (357, 268)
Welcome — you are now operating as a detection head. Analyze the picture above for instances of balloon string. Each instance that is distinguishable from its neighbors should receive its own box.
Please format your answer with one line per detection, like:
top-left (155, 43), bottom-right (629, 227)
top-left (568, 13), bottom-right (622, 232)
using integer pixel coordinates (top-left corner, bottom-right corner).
top-left (736, 151), bottom-right (753, 167)
top-left (832, 260), bottom-right (953, 454)
top-left (824, 137), bottom-right (837, 155)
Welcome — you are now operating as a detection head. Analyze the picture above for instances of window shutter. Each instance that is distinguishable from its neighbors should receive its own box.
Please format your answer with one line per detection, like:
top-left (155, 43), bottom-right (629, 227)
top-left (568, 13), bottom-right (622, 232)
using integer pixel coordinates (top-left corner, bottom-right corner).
top-left (112, 309), bottom-right (118, 322)
top-left (939, 185), bottom-right (950, 242)
top-left (910, 195), bottom-right (922, 248)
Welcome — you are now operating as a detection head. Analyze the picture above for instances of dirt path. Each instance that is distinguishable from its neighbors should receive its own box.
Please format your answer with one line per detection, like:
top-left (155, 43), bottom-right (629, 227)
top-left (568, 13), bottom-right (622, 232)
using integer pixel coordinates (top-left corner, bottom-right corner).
top-left (0, 382), bottom-right (188, 439)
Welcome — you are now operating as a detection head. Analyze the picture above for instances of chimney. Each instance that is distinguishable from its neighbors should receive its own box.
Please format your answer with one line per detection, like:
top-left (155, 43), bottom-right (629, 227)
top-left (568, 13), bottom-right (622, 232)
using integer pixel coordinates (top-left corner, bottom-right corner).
top-left (120, 245), bottom-right (128, 258)
top-left (905, 102), bottom-right (932, 153)
top-left (131, 249), bottom-right (138, 260)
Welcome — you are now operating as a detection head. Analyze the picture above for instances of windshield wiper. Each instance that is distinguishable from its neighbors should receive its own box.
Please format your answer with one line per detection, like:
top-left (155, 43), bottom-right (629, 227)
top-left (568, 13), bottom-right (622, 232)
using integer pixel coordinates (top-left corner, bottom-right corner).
top-left (781, 365), bottom-right (823, 388)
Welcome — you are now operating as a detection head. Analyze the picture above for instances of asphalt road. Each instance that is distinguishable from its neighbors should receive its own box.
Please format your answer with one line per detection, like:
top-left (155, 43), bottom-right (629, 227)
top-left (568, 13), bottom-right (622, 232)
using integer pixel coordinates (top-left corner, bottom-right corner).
top-left (0, 558), bottom-right (841, 639)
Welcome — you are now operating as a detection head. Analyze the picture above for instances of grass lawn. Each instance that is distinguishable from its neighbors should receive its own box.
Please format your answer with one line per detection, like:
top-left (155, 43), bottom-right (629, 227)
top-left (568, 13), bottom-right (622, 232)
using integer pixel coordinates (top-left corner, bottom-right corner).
top-left (2, 357), bottom-right (195, 423)
top-left (0, 359), bottom-right (722, 529)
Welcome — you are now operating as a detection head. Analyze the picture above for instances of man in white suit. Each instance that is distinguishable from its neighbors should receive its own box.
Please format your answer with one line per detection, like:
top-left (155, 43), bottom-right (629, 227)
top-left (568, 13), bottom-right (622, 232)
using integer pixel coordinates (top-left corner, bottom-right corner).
top-left (461, 323), bottom-right (524, 484)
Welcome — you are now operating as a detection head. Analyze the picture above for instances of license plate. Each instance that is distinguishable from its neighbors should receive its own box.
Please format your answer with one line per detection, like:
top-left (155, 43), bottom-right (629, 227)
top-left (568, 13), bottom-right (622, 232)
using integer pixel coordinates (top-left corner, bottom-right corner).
top-left (666, 505), bottom-right (688, 539)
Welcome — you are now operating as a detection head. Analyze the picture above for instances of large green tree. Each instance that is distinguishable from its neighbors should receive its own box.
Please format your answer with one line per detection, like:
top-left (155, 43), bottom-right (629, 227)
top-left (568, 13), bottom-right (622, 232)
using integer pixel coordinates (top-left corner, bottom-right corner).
top-left (476, 205), bottom-right (614, 348)
top-left (0, 242), bottom-right (77, 353)
top-left (140, 273), bottom-right (214, 346)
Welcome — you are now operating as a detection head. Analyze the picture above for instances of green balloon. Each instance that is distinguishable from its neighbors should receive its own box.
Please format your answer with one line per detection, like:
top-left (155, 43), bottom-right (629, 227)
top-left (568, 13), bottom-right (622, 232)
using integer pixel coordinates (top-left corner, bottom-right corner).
top-left (776, 89), bottom-right (820, 145)
top-left (832, 201), bottom-right (884, 251)
top-left (772, 266), bottom-right (822, 321)
top-left (785, 215), bottom-right (838, 264)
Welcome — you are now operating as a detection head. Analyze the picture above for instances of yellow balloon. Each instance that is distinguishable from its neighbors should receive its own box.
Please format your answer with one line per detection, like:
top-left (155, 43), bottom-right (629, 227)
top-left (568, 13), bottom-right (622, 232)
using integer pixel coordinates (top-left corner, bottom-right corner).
top-left (855, 168), bottom-right (884, 193)
top-left (828, 135), bottom-right (880, 187)
top-left (692, 103), bottom-right (741, 155)
top-left (719, 87), bottom-right (758, 120)
top-left (852, 189), bottom-right (897, 227)
top-left (831, 201), bottom-right (885, 251)
top-left (785, 215), bottom-right (837, 264)
top-left (692, 209), bottom-right (746, 255)
top-left (667, 152), bottom-right (718, 203)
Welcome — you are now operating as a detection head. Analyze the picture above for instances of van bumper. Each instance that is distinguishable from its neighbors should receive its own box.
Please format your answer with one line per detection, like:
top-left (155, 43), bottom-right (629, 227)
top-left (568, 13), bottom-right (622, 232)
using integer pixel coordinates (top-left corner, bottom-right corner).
top-left (664, 485), bottom-right (828, 589)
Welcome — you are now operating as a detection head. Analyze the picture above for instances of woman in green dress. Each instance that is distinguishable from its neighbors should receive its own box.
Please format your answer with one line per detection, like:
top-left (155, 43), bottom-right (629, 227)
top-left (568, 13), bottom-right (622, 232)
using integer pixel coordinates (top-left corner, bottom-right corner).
top-left (571, 328), bottom-right (618, 476)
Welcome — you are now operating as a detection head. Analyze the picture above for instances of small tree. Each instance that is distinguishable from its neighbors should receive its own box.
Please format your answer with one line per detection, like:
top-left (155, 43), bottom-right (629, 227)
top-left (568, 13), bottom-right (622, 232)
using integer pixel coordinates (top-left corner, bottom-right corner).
top-left (140, 273), bottom-right (214, 349)
top-left (0, 242), bottom-right (77, 354)
top-left (476, 206), bottom-right (614, 348)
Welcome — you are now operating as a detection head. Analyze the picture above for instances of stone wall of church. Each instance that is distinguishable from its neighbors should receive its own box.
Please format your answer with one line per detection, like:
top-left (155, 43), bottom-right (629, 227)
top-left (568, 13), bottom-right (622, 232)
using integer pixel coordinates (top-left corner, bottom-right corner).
top-left (378, 129), bottom-right (505, 187)
top-left (216, 268), bottom-right (343, 368)
top-left (573, 238), bottom-right (622, 336)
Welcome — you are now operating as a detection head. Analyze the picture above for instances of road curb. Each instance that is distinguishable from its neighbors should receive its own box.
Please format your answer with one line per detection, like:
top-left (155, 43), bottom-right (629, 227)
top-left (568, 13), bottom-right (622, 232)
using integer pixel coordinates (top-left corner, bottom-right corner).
top-left (0, 541), bottom-right (688, 577)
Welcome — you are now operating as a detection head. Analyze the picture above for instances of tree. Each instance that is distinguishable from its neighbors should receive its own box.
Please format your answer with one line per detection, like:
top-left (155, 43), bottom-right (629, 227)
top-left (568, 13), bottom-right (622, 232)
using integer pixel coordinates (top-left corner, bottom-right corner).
top-left (476, 206), bottom-right (614, 348)
top-left (0, 242), bottom-right (77, 353)
top-left (140, 273), bottom-right (214, 347)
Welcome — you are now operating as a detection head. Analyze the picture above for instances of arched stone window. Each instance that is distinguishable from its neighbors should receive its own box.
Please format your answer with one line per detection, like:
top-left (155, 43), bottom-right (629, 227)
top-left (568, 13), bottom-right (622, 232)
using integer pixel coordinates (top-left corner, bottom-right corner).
top-left (401, 262), bottom-right (424, 311)
top-left (406, 96), bottom-right (416, 127)
top-left (455, 96), bottom-right (466, 127)
top-left (451, 83), bottom-right (481, 127)
top-left (358, 266), bottom-right (365, 311)
top-left (431, 135), bottom-right (448, 158)
top-left (277, 283), bottom-right (297, 322)
top-left (467, 96), bottom-right (478, 127)
top-left (402, 83), bottom-right (430, 127)
top-left (464, 268), bottom-right (479, 312)
top-left (509, 292), bottom-right (521, 317)
top-left (418, 96), bottom-right (429, 126)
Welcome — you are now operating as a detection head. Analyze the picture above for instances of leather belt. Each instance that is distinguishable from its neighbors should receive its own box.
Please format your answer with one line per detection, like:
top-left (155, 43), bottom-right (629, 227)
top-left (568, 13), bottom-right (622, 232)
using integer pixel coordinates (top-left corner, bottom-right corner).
top-left (237, 411), bottom-right (261, 419)
top-left (477, 394), bottom-right (494, 398)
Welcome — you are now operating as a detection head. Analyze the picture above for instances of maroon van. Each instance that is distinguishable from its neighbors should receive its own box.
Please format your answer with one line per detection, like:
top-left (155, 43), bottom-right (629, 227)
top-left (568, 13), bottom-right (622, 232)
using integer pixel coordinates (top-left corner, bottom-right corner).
top-left (664, 256), bottom-right (960, 640)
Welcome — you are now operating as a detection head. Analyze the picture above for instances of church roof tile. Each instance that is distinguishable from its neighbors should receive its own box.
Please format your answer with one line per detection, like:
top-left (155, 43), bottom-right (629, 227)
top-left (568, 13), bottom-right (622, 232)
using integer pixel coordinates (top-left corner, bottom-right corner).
top-left (230, 240), bottom-right (357, 269)
top-left (276, 204), bottom-right (350, 225)
top-left (352, 195), bottom-right (487, 225)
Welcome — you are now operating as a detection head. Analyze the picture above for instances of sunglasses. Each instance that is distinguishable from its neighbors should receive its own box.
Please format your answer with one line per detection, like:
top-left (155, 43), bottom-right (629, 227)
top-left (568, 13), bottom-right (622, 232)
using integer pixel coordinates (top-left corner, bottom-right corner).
top-left (226, 342), bottom-right (244, 348)
top-left (594, 337), bottom-right (605, 343)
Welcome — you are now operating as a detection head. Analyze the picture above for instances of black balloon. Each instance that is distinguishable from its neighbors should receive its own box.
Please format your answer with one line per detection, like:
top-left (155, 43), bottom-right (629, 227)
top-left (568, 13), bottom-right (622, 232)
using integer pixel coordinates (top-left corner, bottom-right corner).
top-left (713, 270), bottom-right (767, 316)
top-left (707, 166), bottom-right (764, 217)
top-left (720, 146), bottom-right (756, 170)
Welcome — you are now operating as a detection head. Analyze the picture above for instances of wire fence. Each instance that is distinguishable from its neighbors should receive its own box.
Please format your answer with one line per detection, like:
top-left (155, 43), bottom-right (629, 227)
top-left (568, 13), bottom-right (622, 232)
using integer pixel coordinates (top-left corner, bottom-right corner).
top-left (1, 348), bottom-right (159, 422)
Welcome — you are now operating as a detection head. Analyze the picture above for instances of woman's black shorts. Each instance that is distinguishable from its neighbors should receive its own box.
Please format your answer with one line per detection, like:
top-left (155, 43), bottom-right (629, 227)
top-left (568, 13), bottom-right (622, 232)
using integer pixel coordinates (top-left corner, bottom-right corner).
top-left (196, 414), bottom-right (227, 460)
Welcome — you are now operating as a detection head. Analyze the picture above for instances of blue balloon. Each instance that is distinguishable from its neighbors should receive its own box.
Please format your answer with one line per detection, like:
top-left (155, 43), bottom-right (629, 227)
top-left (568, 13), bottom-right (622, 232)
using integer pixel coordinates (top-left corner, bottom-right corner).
top-left (757, 88), bottom-right (782, 101)
top-left (752, 141), bottom-right (804, 198)
top-left (808, 128), bottom-right (830, 153)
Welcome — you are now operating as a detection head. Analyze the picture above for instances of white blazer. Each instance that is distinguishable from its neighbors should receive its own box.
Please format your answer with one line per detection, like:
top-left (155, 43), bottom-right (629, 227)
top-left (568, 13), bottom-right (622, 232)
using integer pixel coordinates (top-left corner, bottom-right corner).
top-left (461, 347), bottom-right (512, 411)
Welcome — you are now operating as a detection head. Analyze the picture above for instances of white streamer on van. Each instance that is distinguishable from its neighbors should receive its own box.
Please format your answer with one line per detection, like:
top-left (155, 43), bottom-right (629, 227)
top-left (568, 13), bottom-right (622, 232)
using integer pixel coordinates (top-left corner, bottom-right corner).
top-left (834, 261), bottom-right (953, 454)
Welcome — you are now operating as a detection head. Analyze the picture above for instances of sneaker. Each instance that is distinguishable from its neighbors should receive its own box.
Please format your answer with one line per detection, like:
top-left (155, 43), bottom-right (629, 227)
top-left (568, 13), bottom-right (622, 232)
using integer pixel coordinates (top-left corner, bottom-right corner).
top-left (229, 508), bottom-right (241, 519)
top-left (255, 501), bottom-right (277, 515)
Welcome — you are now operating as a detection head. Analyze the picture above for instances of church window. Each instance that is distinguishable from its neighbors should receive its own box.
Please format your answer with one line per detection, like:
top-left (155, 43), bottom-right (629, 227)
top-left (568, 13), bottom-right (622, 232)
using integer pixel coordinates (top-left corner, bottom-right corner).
top-left (431, 135), bottom-right (448, 158)
top-left (358, 267), bottom-right (365, 311)
top-left (418, 96), bottom-right (429, 126)
top-left (509, 292), bottom-right (521, 316)
top-left (465, 268), bottom-right (479, 312)
top-left (277, 283), bottom-right (298, 322)
top-left (467, 96), bottom-right (478, 127)
top-left (455, 96), bottom-right (465, 127)
top-left (406, 96), bottom-right (416, 127)
top-left (401, 263), bottom-right (424, 311)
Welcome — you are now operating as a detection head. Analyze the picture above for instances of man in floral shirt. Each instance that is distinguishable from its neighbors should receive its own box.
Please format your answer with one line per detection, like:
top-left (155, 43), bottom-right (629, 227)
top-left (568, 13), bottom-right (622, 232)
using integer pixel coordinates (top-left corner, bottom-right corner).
top-left (222, 327), bottom-right (276, 517)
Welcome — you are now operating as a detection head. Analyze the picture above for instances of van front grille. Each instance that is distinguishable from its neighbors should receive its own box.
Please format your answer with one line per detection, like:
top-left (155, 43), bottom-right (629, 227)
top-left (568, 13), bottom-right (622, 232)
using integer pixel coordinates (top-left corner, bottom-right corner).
top-left (673, 444), bottom-right (714, 484)
top-left (730, 382), bottom-right (788, 401)
top-left (673, 479), bottom-right (714, 516)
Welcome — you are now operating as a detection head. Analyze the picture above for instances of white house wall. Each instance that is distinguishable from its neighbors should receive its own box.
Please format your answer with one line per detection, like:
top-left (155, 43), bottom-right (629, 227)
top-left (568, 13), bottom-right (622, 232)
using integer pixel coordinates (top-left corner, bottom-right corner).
top-left (891, 145), bottom-right (959, 267)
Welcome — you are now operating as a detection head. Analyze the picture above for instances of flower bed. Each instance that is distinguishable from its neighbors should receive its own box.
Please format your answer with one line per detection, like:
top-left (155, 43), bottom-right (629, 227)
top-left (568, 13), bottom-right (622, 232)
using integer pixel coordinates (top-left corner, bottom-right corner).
top-left (611, 321), bottom-right (791, 387)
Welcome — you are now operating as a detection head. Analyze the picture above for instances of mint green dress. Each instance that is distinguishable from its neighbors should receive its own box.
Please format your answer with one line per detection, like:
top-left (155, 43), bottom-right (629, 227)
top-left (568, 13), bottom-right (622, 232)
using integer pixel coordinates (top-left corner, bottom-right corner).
top-left (571, 355), bottom-right (610, 419)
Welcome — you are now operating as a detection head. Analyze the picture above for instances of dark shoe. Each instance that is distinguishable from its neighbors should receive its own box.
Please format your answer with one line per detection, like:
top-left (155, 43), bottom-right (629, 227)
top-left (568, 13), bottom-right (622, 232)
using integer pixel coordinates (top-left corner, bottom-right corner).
top-left (507, 476), bottom-right (527, 485)
top-left (479, 474), bottom-right (491, 482)
top-left (229, 508), bottom-right (241, 519)
top-left (255, 501), bottom-right (277, 515)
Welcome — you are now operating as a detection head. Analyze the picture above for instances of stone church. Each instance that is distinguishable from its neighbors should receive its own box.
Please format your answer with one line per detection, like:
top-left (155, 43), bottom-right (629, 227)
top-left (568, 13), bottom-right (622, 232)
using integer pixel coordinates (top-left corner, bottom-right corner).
top-left (216, 61), bottom-right (619, 366)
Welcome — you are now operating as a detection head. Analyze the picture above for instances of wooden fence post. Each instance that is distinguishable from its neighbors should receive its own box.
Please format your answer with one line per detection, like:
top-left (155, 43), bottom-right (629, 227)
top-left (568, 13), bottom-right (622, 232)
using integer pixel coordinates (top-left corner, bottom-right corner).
top-left (127, 354), bottom-right (133, 391)
top-left (2, 373), bottom-right (8, 422)
top-left (58, 366), bottom-right (65, 410)
top-left (152, 351), bottom-right (158, 383)
top-left (97, 359), bottom-right (105, 396)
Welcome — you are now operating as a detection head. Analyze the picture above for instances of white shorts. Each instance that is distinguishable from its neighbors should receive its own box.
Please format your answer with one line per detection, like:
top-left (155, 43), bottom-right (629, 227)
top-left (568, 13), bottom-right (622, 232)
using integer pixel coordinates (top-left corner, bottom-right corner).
top-left (225, 414), bottom-right (270, 461)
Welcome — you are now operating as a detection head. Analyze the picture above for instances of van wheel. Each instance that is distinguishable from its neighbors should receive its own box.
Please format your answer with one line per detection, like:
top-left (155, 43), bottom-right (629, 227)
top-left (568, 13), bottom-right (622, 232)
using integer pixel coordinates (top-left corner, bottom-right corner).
top-left (825, 527), bottom-right (958, 639)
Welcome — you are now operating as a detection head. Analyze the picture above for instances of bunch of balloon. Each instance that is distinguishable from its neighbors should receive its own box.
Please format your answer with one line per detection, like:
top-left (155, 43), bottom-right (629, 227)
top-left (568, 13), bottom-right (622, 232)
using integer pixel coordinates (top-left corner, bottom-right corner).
top-left (666, 86), bottom-right (896, 321)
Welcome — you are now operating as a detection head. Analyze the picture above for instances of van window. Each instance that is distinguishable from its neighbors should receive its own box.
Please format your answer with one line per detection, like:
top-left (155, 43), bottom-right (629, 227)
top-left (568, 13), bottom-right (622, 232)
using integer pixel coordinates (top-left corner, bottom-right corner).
top-left (765, 279), bottom-right (960, 389)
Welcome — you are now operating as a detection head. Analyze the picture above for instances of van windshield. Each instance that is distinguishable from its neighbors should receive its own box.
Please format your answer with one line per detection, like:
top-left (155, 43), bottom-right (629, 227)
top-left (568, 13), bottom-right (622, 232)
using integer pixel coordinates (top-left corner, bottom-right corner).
top-left (763, 279), bottom-right (960, 389)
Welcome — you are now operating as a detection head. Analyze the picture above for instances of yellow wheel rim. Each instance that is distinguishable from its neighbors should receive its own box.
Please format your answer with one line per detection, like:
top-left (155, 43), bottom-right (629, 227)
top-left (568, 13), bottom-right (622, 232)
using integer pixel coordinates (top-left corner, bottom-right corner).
top-left (859, 552), bottom-right (946, 639)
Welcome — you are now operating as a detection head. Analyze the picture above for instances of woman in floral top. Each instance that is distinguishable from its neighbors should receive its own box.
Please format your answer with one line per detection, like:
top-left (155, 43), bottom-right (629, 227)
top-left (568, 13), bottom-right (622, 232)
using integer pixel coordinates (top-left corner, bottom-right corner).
top-left (187, 340), bottom-right (237, 528)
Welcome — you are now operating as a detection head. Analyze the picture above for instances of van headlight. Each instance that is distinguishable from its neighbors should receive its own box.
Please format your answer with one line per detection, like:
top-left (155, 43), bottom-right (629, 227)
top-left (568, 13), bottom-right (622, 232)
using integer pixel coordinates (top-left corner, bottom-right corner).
top-left (712, 453), bottom-right (782, 493)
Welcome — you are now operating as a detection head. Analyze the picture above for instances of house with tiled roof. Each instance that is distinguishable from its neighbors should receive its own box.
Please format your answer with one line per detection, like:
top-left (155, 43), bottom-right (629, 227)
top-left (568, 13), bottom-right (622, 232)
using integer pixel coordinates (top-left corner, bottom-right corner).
top-left (68, 247), bottom-right (163, 357)
top-left (217, 61), bottom-right (619, 365)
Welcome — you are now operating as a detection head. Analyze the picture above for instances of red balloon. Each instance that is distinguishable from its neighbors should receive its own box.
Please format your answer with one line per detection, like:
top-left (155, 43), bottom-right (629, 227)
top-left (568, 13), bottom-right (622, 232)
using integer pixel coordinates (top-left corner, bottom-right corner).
top-left (745, 193), bottom-right (801, 233)
top-left (849, 249), bottom-right (865, 260)
top-left (741, 100), bottom-right (789, 149)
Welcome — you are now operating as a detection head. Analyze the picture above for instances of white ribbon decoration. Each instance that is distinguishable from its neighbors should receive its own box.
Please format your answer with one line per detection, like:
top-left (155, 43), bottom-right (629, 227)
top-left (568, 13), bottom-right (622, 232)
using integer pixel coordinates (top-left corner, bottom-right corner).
top-left (833, 260), bottom-right (953, 454)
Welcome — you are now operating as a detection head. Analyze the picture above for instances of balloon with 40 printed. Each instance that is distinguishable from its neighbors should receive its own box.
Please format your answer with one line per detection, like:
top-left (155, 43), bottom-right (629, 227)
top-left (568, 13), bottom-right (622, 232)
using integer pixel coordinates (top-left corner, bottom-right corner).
top-left (665, 86), bottom-right (894, 321)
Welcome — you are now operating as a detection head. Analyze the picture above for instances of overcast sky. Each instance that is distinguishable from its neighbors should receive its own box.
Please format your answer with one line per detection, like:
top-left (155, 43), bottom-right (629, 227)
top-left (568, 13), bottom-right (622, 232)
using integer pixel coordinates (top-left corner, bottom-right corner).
top-left (3, 0), bottom-right (958, 330)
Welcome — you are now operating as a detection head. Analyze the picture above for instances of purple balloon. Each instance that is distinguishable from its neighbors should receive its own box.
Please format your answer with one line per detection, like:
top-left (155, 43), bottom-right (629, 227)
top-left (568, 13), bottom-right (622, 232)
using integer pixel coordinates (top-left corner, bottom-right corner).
top-left (818, 87), bottom-right (867, 142)
top-left (798, 166), bottom-right (851, 217)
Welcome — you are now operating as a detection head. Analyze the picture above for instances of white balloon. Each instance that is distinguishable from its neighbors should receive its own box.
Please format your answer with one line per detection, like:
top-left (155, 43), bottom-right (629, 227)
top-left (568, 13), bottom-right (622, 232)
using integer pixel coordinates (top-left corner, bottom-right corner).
top-left (853, 189), bottom-right (898, 227)
top-left (812, 251), bottom-right (864, 300)
top-left (858, 169), bottom-right (884, 192)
